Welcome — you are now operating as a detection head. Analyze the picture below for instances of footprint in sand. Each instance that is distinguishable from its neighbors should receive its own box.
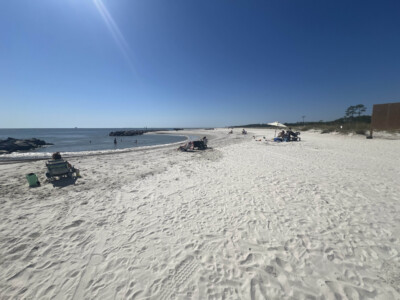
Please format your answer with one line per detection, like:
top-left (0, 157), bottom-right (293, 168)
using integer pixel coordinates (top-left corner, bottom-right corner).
top-left (63, 220), bottom-right (84, 230)
top-left (153, 251), bottom-right (208, 300)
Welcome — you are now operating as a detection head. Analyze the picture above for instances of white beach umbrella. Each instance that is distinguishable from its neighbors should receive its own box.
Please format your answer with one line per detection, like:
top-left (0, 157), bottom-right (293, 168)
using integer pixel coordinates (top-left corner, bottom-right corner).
top-left (267, 121), bottom-right (287, 137)
top-left (267, 121), bottom-right (287, 128)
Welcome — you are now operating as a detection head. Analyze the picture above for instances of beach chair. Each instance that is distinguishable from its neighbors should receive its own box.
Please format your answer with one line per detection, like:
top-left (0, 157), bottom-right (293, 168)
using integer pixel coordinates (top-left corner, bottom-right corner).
top-left (289, 131), bottom-right (301, 141)
top-left (45, 159), bottom-right (75, 181)
top-left (192, 140), bottom-right (207, 150)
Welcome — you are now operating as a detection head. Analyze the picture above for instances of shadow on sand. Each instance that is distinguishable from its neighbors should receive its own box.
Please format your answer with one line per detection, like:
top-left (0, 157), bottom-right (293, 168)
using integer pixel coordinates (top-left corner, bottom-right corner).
top-left (50, 177), bottom-right (78, 188)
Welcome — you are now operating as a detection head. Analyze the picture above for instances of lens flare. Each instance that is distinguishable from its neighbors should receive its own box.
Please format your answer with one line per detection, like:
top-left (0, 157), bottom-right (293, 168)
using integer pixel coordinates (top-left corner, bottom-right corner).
top-left (93, 0), bottom-right (135, 73)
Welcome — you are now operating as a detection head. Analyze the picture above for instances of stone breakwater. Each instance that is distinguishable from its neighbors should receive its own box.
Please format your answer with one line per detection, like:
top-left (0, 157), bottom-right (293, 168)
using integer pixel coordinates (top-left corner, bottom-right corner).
top-left (0, 138), bottom-right (53, 154)
top-left (109, 130), bottom-right (147, 136)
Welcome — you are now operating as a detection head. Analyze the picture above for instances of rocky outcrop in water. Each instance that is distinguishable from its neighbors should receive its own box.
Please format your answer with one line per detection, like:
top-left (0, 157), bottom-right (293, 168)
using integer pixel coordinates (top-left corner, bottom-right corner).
top-left (0, 138), bottom-right (53, 154)
top-left (109, 130), bottom-right (147, 136)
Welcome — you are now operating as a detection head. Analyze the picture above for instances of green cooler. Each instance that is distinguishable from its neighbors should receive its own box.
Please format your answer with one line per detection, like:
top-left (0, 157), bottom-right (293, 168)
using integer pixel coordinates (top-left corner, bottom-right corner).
top-left (26, 173), bottom-right (39, 187)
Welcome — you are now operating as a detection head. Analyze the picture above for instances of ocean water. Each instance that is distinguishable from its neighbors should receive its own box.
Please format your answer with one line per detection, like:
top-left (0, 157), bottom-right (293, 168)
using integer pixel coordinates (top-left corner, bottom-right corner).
top-left (0, 128), bottom-right (190, 160)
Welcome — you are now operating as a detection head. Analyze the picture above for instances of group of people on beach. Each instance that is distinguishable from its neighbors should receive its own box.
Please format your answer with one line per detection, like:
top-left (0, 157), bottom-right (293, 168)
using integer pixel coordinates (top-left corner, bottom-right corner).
top-left (227, 129), bottom-right (247, 134)
top-left (276, 128), bottom-right (300, 141)
top-left (178, 136), bottom-right (208, 151)
top-left (249, 128), bottom-right (301, 142)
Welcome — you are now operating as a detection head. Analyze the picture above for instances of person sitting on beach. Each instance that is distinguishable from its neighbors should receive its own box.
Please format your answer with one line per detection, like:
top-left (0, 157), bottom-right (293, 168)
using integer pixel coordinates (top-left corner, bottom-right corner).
top-left (284, 131), bottom-right (291, 141)
top-left (178, 141), bottom-right (193, 151)
top-left (52, 152), bottom-right (62, 160)
top-left (277, 130), bottom-right (285, 138)
top-left (202, 136), bottom-right (208, 147)
top-left (50, 152), bottom-right (79, 175)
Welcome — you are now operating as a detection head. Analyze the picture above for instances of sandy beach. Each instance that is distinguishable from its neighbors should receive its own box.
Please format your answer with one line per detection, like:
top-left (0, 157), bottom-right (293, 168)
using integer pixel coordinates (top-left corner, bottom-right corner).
top-left (0, 128), bottom-right (399, 299)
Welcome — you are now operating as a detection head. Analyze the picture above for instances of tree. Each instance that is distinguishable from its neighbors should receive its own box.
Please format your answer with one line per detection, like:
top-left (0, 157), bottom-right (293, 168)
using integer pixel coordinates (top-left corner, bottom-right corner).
top-left (345, 106), bottom-right (356, 119)
top-left (355, 104), bottom-right (366, 117)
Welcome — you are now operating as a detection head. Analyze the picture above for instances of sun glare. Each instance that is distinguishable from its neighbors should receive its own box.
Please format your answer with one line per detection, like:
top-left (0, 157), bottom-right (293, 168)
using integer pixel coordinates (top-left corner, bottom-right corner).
top-left (93, 0), bottom-right (135, 72)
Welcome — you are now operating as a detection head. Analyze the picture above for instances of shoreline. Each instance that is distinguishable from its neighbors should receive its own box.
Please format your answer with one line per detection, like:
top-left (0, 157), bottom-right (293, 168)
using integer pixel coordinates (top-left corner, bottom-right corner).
top-left (0, 133), bottom-right (197, 164)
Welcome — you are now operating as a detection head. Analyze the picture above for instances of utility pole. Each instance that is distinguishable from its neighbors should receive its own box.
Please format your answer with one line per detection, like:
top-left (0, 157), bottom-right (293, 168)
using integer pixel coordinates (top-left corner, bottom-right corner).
top-left (302, 115), bottom-right (306, 125)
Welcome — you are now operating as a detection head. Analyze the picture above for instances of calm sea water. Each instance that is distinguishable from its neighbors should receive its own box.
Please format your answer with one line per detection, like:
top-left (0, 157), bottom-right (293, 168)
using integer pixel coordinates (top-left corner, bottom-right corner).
top-left (0, 128), bottom-right (190, 160)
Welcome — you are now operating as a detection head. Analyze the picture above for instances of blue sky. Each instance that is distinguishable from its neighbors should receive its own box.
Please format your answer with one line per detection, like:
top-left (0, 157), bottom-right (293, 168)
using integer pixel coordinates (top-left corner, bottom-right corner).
top-left (0, 0), bottom-right (399, 128)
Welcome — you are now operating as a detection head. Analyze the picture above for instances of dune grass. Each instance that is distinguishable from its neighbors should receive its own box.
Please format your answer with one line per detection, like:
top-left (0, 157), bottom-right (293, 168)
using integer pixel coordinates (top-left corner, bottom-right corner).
top-left (291, 122), bottom-right (371, 135)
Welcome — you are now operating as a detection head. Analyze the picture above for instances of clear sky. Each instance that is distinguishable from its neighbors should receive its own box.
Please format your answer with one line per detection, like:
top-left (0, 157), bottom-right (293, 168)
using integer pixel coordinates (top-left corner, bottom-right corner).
top-left (1, 0), bottom-right (399, 128)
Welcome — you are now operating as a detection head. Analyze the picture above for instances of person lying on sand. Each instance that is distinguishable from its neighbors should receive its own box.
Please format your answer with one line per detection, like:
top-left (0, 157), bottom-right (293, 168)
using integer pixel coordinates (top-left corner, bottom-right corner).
top-left (178, 142), bottom-right (193, 151)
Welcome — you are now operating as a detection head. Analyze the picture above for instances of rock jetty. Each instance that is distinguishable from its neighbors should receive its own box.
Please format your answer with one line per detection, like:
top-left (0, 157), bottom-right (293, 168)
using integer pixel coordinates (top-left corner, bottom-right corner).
top-left (0, 138), bottom-right (53, 154)
top-left (109, 130), bottom-right (147, 136)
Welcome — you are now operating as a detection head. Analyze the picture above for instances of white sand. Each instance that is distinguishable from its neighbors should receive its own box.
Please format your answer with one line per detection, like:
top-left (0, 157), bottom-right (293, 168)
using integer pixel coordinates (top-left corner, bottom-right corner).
top-left (0, 129), bottom-right (399, 299)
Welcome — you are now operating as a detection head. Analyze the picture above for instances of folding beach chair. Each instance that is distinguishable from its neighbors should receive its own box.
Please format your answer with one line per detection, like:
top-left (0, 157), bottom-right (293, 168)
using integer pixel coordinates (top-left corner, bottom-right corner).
top-left (45, 160), bottom-right (75, 181)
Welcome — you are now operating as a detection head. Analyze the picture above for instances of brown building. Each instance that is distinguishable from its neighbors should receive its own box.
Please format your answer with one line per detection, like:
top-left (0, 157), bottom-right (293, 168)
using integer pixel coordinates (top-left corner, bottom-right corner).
top-left (370, 102), bottom-right (400, 136)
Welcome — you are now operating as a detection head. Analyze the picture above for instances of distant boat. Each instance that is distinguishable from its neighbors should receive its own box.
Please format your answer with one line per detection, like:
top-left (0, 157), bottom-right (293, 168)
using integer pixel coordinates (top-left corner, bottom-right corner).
top-left (74, 127), bottom-right (78, 129)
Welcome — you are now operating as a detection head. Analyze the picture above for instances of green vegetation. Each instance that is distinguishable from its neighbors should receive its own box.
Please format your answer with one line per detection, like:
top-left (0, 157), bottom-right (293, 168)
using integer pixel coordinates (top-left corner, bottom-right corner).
top-left (321, 128), bottom-right (335, 134)
top-left (289, 104), bottom-right (370, 134)
top-left (287, 115), bottom-right (371, 134)
top-left (345, 104), bottom-right (366, 118)
top-left (233, 104), bottom-right (372, 135)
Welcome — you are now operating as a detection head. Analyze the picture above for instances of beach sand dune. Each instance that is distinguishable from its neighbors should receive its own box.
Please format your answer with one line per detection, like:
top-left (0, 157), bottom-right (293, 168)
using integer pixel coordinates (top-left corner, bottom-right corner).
top-left (0, 129), bottom-right (399, 299)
